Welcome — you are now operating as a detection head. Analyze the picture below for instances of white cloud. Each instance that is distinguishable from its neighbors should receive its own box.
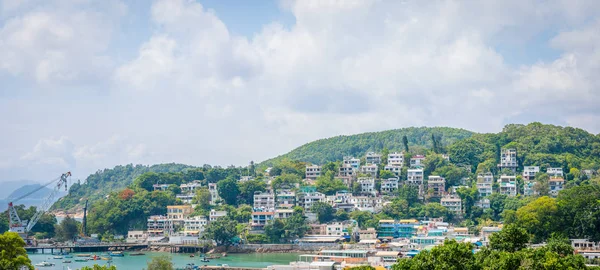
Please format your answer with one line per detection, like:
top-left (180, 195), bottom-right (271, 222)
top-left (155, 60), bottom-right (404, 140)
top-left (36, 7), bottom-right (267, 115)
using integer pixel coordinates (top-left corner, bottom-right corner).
top-left (1, 0), bottom-right (600, 181)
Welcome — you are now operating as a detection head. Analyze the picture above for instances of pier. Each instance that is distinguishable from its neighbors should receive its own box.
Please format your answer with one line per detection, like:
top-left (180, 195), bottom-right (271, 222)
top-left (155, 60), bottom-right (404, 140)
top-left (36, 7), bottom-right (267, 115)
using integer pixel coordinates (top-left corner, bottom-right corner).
top-left (25, 243), bottom-right (148, 254)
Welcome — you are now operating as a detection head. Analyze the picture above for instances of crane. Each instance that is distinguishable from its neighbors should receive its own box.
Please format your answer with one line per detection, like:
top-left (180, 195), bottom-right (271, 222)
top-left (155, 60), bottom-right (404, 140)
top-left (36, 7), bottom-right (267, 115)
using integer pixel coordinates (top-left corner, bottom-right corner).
top-left (81, 199), bottom-right (88, 237)
top-left (8, 172), bottom-right (70, 238)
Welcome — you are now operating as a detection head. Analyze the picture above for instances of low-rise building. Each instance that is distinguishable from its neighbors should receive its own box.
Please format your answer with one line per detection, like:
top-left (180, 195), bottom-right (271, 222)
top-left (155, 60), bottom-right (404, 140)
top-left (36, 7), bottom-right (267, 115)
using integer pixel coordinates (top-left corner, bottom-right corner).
top-left (251, 211), bottom-right (274, 231)
top-left (383, 165), bottom-right (402, 177)
top-left (522, 166), bottom-right (540, 181)
top-left (167, 205), bottom-right (193, 220)
top-left (184, 216), bottom-right (208, 236)
top-left (480, 226), bottom-right (502, 246)
top-left (365, 152), bottom-right (382, 165)
top-left (275, 209), bottom-right (294, 219)
top-left (209, 209), bottom-right (227, 222)
top-left (359, 164), bottom-right (378, 177)
top-left (180, 180), bottom-right (202, 194)
top-left (441, 195), bottom-right (462, 215)
top-left (381, 178), bottom-right (399, 194)
top-left (498, 148), bottom-right (518, 172)
top-left (175, 193), bottom-right (194, 204)
top-left (276, 190), bottom-right (296, 208)
top-left (549, 177), bottom-right (565, 197)
top-left (208, 183), bottom-right (221, 205)
top-left (410, 155), bottom-right (426, 168)
top-left (127, 230), bottom-right (147, 243)
top-left (254, 192), bottom-right (275, 211)
top-left (476, 173), bottom-right (494, 197)
top-left (358, 177), bottom-right (376, 195)
top-left (305, 165), bottom-right (322, 180)
top-left (388, 152), bottom-right (404, 167)
top-left (297, 188), bottom-right (325, 211)
top-left (152, 184), bottom-right (170, 191)
top-left (498, 175), bottom-right (517, 197)
top-left (359, 228), bottom-right (377, 240)
top-left (476, 198), bottom-right (490, 209)
top-left (571, 239), bottom-right (599, 250)
top-left (427, 176), bottom-right (446, 197)
top-left (547, 167), bottom-right (564, 177)
top-left (343, 156), bottom-right (361, 170)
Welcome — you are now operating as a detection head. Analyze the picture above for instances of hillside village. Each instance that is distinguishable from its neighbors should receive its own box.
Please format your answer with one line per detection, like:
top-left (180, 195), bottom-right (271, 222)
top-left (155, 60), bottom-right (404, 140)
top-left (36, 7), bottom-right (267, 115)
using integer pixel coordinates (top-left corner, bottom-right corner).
top-left (122, 148), bottom-right (600, 267)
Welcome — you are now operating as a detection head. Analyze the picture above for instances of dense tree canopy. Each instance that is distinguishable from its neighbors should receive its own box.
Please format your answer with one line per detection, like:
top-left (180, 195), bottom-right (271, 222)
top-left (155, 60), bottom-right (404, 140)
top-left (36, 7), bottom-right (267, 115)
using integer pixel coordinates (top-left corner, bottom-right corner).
top-left (0, 232), bottom-right (34, 270)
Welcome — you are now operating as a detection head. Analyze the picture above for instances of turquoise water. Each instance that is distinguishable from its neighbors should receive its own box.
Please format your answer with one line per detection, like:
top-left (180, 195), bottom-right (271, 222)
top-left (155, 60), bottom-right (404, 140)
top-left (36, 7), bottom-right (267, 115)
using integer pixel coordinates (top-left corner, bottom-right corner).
top-left (29, 252), bottom-right (299, 269)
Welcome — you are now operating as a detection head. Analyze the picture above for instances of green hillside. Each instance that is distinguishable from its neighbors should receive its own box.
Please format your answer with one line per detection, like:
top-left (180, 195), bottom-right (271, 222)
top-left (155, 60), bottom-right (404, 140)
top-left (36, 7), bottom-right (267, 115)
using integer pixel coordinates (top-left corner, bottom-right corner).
top-left (261, 127), bottom-right (474, 166)
top-left (51, 163), bottom-right (194, 211)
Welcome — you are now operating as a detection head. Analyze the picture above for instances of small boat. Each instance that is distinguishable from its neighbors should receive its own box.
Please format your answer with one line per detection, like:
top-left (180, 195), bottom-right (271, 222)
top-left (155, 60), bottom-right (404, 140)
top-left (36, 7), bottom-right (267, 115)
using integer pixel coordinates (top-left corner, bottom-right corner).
top-left (205, 255), bottom-right (220, 259)
top-left (74, 259), bottom-right (89, 262)
top-left (222, 252), bottom-right (227, 257)
top-left (34, 261), bottom-right (55, 267)
top-left (101, 257), bottom-right (112, 261)
top-left (110, 251), bottom-right (124, 257)
top-left (65, 255), bottom-right (73, 258)
top-left (129, 252), bottom-right (146, 256)
top-left (189, 254), bottom-right (195, 257)
top-left (63, 260), bottom-right (72, 263)
top-left (53, 256), bottom-right (63, 259)
top-left (201, 258), bottom-right (210, 263)
top-left (77, 254), bottom-right (92, 257)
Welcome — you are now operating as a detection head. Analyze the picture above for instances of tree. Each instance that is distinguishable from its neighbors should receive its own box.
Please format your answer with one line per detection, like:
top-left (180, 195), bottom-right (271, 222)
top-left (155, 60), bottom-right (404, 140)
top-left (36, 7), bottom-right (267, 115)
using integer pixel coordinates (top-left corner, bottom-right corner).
top-left (192, 187), bottom-right (211, 213)
top-left (379, 170), bottom-right (395, 180)
top-left (419, 203), bottom-right (452, 221)
top-left (533, 173), bottom-right (550, 196)
top-left (217, 177), bottom-right (240, 206)
top-left (515, 196), bottom-right (559, 243)
top-left (264, 219), bottom-right (285, 243)
top-left (402, 135), bottom-right (409, 152)
top-left (271, 173), bottom-right (301, 190)
top-left (315, 171), bottom-right (347, 195)
top-left (393, 239), bottom-right (478, 270)
top-left (55, 216), bottom-right (80, 242)
top-left (0, 232), bottom-right (33, 270)
top-left (203, 216), bottom-right (238, 248)
top-left (350, 211), bottom-right (376, 229)
top-left (556, 184), bottom-right (600, 241)
top-left (396, 186), bottom-right (420, 206)
top-left (456, 186), bottom-right (479, 218)
top-left (146, 255), bottom-right (174, 270)
top-left (238, 179), bottom-right (267, 205)
top-left (284, 207), bottom-right (309, 239)
top-left (311, 202), bottom-right (335, 223)
top-left (489, 224), bottom-right (529, 252)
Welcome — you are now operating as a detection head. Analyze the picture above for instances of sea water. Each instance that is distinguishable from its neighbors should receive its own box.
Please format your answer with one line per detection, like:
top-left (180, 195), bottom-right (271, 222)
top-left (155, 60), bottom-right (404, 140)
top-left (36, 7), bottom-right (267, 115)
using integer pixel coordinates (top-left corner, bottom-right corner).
top-left (29, 252), bottom-right (300, 269)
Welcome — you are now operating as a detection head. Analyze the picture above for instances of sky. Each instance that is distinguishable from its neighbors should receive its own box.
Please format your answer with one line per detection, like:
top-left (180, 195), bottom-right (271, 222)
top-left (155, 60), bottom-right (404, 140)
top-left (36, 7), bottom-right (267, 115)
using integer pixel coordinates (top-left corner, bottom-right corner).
top-left (1, 0), bottom-right (599, 182)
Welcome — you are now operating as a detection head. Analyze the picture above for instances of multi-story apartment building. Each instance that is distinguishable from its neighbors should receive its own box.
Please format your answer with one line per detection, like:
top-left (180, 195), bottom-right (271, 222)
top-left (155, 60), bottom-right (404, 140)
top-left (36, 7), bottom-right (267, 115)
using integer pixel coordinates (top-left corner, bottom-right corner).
top-left (184, 216), bottom-right (208, 236)
top-left (522, 166), bottom-right (540, 180)
top-left (343, 156), bottom-right (361, 170)
top-left (339, 165), bottom-right (356, 177)
top-left (358, 177), bottom-right (376, 196)
top-left (383, 165), bottom-right (402, 177)
top-left (147, 215), bottom-right (170, 236)
top-left (365, 152), bottom-right (382, 165)
top-left (276, 190), bottom-right (296, 208)
top-left (498, 175), bottom-right (517, 197)
top-left (297, 188), bottom-right (325, 211)
top-left (441, 195), bottom-right (462, 215)
top-left (180, 180), bottom-right (202, 194)
top-left (209, 209), bottom-right (227, 222)
top-left (427, 176), bottom-right (446, 197)
top-left (410, 155), bottom-right (426, 168)
top-left (360, 164), bottom-right (378, 177)
top-left (253, 192), bottom-right (275, 211)
top-left (476, 173), bottom-right (494, 197)
top-left (251, 211), bottom-right (274, 231)
top-left (326, 221), bottom-right (357, 236)
top-left (388, 152), bottom-right (404, 166)
top-left (498, 149), bottom-right (518, 172)
top-left (381, 178), bottom-right (399, 194)
top-left (547, 167), bottom-right (564, 177)
top-left (407, 168), bottom-right (424, 197)
top-left (305, 165), bottom-right (322, 180)
top-left (167, 205), bottom-right (193, 220)
top-left (523, 180), bottom-right (535, 196)
top-left (208, 183), bottom-right (221, 205)
top-left (549, 177), bottom-right (565, 197)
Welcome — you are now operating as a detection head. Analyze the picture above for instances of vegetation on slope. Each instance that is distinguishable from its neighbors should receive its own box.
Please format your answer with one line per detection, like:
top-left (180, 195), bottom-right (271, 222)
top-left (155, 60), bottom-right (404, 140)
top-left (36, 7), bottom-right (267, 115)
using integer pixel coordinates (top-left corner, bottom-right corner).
top-left (52, 163), bottom-right (194, 211)
top-left (261, 127), bottom-right (474, 166)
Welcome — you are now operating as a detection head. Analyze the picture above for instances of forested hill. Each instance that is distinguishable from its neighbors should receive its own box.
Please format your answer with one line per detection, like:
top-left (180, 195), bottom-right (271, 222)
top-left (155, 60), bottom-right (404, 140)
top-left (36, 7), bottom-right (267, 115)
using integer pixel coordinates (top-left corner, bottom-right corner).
top-left (51, 163), bottom-right (194, 211)
top-left (261, 127), bottom-right (474, 166)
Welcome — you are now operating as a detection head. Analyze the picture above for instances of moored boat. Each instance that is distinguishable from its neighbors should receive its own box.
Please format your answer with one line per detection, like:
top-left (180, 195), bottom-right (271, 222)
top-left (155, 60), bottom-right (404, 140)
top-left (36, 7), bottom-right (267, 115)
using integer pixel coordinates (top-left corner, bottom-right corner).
top-left (34, 261), bottom-right (55, 267)
top-left (110, 251), bottom-right (125, 257)
top-left (130, 252), bottom-right (146, 256)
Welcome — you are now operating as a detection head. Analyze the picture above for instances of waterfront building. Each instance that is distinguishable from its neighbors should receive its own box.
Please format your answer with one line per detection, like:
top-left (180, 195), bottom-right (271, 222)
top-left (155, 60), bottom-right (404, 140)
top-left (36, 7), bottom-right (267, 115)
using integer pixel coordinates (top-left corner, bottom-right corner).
top-left (184, 216), bottom-right (208, 236)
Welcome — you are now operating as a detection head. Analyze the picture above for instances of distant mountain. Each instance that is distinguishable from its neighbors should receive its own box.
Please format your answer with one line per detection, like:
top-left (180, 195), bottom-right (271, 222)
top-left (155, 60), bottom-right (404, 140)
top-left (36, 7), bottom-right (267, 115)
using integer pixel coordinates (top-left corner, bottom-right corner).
top-left (0, 180), bottom-right (35, 199)
top-left (261, 127), bottom-right (474, 166)
top-left (7, 184), bottom-right (54, 200)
